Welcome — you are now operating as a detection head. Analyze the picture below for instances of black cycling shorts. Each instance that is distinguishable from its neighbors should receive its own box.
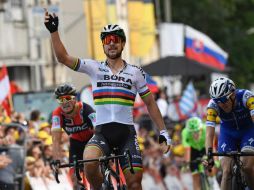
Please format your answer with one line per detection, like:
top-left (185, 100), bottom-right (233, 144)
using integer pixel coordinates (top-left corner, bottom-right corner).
top-left (190, 147), bottom-right (206, 173)
top-left (69, 138), bottom-right (89, 163)
top-left (86, 122), bottom-right (142, 172)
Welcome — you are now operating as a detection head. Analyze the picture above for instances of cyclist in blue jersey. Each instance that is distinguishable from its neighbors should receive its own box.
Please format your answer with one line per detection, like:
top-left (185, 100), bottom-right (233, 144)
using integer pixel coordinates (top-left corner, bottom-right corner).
top-left (44, 10), bottom-right (171, 190)
top-left (205, 77), bottom-right (254, 190)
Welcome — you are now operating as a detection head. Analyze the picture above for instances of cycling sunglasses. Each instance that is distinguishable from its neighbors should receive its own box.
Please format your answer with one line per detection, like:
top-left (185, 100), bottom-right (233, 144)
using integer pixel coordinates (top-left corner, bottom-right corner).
top-left (213, 93), bottom-right (232, 104)
top-left (102, 34), bottom-right (121, 45)
top-left (57, 95), bottom-right (76, 104)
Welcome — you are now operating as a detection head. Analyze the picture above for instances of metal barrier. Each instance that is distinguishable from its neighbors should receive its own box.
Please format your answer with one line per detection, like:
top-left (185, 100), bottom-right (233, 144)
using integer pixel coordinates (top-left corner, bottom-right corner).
top-left (0, 123), bottom-right (27, 190)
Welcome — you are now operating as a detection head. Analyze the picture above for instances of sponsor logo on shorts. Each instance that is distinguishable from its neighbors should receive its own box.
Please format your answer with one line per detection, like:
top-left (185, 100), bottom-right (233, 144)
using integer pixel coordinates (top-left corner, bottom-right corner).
top-left (134, 135), bottom-right (140, 151)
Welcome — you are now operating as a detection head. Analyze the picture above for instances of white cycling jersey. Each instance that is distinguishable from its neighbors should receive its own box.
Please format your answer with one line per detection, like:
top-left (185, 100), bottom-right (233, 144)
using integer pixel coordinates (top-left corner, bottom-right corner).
top-left (75, 59), bottom-right (151, 125)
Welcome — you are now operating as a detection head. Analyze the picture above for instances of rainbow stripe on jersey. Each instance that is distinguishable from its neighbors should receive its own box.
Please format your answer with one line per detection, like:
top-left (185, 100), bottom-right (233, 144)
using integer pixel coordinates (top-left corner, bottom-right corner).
top-left (93, 89), bottom-right (136, 106)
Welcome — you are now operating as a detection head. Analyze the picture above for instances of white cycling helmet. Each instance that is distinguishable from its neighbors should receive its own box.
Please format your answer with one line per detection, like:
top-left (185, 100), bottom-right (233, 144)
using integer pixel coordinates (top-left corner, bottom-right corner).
top-left (100, 24), bottom-right (126, 41)
top-left (209, 77), bottom-right (236, 99)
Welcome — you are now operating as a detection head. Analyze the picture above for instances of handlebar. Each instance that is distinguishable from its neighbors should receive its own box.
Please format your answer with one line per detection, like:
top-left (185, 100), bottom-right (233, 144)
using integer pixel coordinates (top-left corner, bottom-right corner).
top-left (208, 151), bottom-right (254, 157)
top-left (50, 149), bottom-right (134, 183)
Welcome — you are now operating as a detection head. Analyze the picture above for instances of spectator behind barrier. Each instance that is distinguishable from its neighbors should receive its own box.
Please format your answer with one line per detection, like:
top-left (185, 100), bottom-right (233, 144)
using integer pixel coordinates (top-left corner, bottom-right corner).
top-left (0, 125), bottom-right (23, 190)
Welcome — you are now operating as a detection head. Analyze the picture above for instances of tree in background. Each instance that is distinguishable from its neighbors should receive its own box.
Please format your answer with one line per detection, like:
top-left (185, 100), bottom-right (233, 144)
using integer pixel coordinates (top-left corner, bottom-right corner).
top-left (168, 0), bottom-right (254, 88)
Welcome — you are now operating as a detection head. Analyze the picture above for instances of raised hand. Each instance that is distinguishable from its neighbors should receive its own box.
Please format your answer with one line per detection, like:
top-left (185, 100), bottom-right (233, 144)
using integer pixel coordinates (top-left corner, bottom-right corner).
top-left (44, 8), bottom-right (59, 33)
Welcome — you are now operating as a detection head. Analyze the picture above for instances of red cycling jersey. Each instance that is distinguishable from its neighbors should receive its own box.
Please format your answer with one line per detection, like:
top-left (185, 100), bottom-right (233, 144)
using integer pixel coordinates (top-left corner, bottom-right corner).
top-left (51, 102), bottom-right (95, 142)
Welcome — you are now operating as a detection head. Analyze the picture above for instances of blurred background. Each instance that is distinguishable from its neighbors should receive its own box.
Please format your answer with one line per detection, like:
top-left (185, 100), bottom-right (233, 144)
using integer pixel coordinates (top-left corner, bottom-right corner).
top-left (0, 0), bottom-right (254, 189)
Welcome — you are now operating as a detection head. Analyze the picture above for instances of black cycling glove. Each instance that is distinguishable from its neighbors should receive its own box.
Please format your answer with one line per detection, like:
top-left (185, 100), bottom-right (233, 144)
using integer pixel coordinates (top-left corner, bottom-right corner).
top-left (50, 159), bottom-right (60, 170)
top-left (207, 147), bottom-right (214, 170)
top-left (45, 14), bottom-right (59, 33)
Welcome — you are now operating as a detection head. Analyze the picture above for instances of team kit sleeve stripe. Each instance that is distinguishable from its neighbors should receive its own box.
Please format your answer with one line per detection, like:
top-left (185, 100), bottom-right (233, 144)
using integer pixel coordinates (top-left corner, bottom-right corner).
top-left (206, 121), bottom-right (216, 127)
top-left (72, 58), bottom-right (80, 71)
top-left (139, 89), bottom-right (151, 99)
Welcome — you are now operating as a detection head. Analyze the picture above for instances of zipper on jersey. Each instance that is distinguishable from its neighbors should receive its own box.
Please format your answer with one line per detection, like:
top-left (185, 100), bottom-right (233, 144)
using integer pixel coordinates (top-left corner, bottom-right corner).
top-left (232, 112), bottom-right (239, 130)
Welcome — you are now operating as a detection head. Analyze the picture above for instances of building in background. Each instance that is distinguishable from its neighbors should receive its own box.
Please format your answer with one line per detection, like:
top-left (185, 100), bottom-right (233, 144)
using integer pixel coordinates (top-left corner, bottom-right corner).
top-left (0, 0), bottom-right (160, 91)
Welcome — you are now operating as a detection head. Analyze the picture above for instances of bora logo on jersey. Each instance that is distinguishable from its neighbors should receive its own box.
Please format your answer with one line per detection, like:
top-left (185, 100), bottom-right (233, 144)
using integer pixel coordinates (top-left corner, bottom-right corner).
top-left (103, 75), bottom-right (133, 84)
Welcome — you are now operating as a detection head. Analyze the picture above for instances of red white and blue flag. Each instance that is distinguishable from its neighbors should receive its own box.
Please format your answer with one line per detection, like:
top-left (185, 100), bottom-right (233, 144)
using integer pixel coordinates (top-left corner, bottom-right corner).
top-left (185, 26), bottom-right (228, 71)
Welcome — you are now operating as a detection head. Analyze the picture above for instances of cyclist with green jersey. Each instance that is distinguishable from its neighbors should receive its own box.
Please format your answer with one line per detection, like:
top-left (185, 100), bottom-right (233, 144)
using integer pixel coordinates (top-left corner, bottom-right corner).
top-left (181, 117), bottom-right (207, 190)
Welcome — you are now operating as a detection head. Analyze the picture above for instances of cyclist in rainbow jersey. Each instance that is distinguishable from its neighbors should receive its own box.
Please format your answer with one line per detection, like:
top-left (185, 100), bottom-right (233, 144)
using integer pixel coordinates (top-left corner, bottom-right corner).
top-left (44, 10), bottom-right (171, 190)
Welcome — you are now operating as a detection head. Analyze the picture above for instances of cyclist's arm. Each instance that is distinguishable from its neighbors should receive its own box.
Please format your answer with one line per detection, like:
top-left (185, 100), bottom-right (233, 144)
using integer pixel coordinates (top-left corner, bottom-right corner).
top-left (135, 68), bottom-right (166, 131)
top-left (184, 147), bottom-right (191, 162)
top-left (52, 130), bottom-right (62, 160)
top-left (51, 114), bottom-right (63, 160)
top-left (206, 126), bottom-right (215, 152)
top-left (205, 107), bottom-right (217, 153)
top-left (82, 102), bottom-right (96, 128)
top-left (143, 93), bottom-right (166, 131)
top-left (51, 32), bottom-right (78, 70)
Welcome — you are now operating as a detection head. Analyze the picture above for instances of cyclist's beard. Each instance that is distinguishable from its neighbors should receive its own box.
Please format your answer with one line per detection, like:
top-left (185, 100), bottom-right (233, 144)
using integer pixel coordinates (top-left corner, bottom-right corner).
top-left (61, 102), bottom-right (76, 114)
top-left (104, 47), bottom-right (123, 59)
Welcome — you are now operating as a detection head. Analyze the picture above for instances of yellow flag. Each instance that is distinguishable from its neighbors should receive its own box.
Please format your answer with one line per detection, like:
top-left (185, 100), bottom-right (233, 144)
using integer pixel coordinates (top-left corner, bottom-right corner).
top-left (83, 0), bottom-right (107, 60)
top-left (128, 0), bottom-right (156, 57)
top-left (141, 0), bottom-right (156, 56)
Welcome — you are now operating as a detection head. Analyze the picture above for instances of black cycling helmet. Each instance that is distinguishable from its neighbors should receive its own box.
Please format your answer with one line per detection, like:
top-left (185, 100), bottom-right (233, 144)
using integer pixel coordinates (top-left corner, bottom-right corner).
top-left (54, 83), bottom-right (77, 99)
top-left (100, 24), bottom-right (126, 42)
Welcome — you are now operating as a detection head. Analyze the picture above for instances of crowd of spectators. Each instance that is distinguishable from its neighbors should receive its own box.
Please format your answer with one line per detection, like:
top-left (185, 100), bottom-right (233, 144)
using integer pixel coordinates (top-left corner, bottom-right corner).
top-left (0, 88), bottom-right (219, 190)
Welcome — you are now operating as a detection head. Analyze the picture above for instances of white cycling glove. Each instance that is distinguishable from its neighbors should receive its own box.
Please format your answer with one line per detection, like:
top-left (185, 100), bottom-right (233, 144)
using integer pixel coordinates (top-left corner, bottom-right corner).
top-left (159, 129), bottom-right (172, 146)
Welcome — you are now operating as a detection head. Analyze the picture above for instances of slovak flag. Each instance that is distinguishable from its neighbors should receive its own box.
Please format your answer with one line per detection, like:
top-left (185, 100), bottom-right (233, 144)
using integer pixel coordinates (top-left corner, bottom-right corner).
top-left (185, 25), bottom-right (228, 71)
top-left (0, 65), bottom-right (10, 104)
